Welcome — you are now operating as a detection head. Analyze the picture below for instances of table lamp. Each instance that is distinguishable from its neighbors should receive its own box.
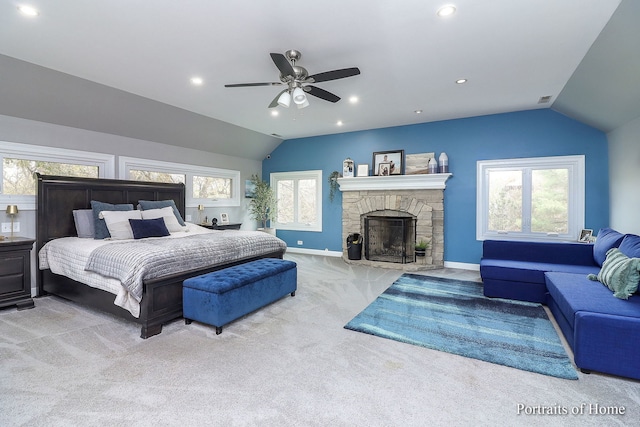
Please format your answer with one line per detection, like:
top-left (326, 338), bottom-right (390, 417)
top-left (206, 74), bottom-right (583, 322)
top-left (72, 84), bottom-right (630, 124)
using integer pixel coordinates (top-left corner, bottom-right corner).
top-left (6, 205), bottom-right (18, 238)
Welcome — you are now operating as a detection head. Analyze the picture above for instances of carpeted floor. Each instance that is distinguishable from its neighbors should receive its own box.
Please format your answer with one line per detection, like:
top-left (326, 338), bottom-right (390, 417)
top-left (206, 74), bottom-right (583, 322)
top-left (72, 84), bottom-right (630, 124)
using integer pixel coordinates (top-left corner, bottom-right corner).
top-left (1, 254), bottom-right (639, 426)
top-left (344, 274), bottom-right (578, 379)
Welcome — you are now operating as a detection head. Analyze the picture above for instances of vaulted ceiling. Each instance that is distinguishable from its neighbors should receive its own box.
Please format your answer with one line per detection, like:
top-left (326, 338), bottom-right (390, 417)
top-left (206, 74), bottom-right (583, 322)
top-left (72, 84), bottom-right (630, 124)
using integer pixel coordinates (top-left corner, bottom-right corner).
top-left (1, 0), bottom-right (638, 161)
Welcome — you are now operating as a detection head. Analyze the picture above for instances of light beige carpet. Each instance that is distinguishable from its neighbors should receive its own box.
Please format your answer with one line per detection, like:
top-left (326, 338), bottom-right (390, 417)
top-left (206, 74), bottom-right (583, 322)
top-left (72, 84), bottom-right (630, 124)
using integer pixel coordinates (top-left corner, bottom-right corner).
top-left (1, 254), bottom-right (639, 426)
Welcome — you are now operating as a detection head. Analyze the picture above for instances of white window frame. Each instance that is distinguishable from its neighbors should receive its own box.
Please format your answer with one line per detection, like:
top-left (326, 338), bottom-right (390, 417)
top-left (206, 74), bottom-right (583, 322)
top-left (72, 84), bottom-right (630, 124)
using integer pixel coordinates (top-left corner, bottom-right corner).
top-left (271, 170), bottom-right (323, 232)
top-left (119, 156), bottom-right (240, 207)
top-left (0, 141), bottom-right (115, 210)
top-left (476, 155), bottom-right (585, 241)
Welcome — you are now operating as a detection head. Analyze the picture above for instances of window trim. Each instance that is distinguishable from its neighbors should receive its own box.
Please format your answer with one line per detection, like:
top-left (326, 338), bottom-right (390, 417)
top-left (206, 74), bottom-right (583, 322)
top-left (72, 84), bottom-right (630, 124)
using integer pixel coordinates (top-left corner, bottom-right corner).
top-left (476, 155), bottom-right (585, 241)
top-left (1, 141), bottom-right (115, 210)
top-left (271, 170), bottom-right (323, 232)
top-left (119, 156), bottom-right (240, 207)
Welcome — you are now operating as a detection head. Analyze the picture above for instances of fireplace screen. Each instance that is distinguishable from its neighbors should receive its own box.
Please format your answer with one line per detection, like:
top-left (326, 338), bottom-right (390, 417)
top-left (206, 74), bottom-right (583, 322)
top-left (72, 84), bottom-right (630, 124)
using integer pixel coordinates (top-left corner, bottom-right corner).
top-left (364, 216), bottom-right (416, 263)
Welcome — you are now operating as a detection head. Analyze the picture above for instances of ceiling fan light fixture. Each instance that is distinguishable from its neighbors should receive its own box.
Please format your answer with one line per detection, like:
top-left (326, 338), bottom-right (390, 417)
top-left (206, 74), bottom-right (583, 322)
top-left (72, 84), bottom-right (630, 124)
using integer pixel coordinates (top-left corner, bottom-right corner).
top-left (296, 98), bottom-right (310, 109)
top-left (293, 87), bottom-right (307, 105)
top-left (277, 91), bottom-right (292, 108)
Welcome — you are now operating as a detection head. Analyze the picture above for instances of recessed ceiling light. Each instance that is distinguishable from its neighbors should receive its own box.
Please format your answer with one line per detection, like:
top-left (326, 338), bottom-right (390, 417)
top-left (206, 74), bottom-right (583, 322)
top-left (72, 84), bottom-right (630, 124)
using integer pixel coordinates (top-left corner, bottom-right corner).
top-left (271, 110), bottom-right (279, 117)
top-left (337, 120), bottom-right (343, 126)
top-left (349, 96), bottom-right (359, 104)
top-left (437, 4), bottom-right (457, 17)
top-left (18, 5), bottom-right (39, 16)
top-left (190, 77), bottom-right (203, 86)
top-left (414, 110), bottom-right (423, 114)
top-left (456, 78), bottom-right (467, 84)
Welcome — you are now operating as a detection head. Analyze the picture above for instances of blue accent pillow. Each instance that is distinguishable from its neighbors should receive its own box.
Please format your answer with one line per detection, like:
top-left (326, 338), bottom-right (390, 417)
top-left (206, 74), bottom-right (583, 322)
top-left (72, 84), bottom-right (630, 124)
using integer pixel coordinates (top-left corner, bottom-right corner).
top-left (138, 200), bottom-right (186, 226)
top-left (91, 201), bottom-right (134, 239)
top-left (619, 234), bottom-right (640, 258)
top-left (128, 218), bottom-right (171, 239)
top-left (593, 228), bottom-right (625, 266)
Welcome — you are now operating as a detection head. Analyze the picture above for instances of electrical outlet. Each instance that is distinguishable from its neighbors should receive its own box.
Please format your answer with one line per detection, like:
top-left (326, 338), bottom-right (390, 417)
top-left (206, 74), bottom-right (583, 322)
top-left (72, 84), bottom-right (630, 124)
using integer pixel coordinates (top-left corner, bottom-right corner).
top-left (2, 222), bottom-right (19, 232)
top-left (185, 215), bottom-right (192, 222)
top-left (297, 240), bottom-right (303, 245)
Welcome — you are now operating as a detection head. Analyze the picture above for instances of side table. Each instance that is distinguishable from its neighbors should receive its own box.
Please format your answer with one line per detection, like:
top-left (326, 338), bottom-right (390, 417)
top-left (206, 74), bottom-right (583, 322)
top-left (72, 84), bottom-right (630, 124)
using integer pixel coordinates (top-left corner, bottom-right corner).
top-left (0, 237), bottom-right (35, 311)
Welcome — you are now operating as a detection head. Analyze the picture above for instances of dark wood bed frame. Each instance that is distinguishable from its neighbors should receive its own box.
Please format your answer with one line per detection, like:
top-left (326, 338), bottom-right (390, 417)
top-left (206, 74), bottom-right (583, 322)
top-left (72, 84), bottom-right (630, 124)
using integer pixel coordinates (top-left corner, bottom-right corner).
top-left (35, 173), bottom-right (284, 339)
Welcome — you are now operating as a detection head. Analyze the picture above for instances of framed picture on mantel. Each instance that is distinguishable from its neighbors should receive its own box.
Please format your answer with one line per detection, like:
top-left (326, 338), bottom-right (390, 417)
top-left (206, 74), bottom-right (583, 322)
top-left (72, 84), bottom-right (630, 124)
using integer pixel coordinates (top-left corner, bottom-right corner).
top-left (372, 150), bottom-right (404, 175)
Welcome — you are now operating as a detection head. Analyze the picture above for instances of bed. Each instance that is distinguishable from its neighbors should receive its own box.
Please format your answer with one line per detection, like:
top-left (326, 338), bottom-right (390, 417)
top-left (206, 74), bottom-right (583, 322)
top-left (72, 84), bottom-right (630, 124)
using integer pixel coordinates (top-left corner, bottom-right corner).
top-left (35, 173), bottom-right (286, 338)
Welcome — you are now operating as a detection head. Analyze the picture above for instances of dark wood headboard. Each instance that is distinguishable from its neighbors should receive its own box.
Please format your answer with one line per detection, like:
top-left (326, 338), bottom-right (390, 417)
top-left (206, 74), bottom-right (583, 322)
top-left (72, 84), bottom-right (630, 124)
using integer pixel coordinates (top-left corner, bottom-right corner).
top-left (35, 173), bottom-right (186, 256)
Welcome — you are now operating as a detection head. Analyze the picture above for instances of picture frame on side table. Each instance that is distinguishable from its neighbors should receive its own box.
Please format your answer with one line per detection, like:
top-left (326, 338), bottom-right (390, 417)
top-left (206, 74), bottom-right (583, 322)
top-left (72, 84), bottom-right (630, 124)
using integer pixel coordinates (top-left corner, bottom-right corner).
top-left (220, 213), bottom-right (229, 224)
top-left (357, 164), bottom-right (369, 177)
top-left (373, 150), bottom-right (404, 175)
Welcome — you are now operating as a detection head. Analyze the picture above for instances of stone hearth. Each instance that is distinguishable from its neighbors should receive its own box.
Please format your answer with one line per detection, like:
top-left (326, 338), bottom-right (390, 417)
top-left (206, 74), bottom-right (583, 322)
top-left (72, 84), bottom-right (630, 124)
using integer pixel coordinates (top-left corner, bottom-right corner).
top-left (338, 174), bottom-right (451, 271)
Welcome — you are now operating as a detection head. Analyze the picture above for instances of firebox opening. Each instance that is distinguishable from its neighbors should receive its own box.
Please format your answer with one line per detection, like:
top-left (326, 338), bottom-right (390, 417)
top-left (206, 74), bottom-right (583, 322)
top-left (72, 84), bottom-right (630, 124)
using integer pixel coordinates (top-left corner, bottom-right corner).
top-left (364, 215), bottom-right (416, 264)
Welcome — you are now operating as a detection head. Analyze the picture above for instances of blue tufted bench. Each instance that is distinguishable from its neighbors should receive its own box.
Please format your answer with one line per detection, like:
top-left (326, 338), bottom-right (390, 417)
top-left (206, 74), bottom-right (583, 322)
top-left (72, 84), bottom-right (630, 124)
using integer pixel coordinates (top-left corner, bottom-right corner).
top-left (182, 258), bottom-right (297, 334)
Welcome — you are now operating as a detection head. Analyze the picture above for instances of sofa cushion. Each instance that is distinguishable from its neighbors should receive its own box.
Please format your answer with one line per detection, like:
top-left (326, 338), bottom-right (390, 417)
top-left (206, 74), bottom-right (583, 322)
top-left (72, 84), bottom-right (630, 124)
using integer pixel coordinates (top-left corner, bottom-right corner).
top-left (546, 272), bottom-right (640, 329)
top-left (593, 228), bottom-right (625, 266)
top-left (481, 259), bottom-right (599, 284)
top-left (588, 248), bottom-right (640, 299)
top-left (619, 234), bottom-right (640, 258)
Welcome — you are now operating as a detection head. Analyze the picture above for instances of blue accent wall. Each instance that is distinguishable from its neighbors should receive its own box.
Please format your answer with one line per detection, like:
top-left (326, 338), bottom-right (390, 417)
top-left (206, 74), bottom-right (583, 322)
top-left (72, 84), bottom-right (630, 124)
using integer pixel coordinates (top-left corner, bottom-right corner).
top-left (263, 109), bottom-right (609, 264)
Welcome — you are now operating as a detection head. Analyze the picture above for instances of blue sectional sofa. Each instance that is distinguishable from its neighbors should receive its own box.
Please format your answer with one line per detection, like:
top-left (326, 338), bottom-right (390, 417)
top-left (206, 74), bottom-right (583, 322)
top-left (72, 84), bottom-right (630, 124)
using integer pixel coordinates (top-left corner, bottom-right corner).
top-left (480, 228), bottom-right (640, 380)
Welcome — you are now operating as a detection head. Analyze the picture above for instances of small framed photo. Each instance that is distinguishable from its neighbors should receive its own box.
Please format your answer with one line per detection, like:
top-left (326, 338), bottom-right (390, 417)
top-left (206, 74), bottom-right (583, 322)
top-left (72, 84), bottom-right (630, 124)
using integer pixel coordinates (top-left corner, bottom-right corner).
top-left (378, 162), bottom-right (391, 176)
top-left (357, 164), bottom-right (369, 177)
top-left (220, 213), bottom-right (229, 224)
top-left (579, 228), bottom-right (593, 243)
top-left (373, 150), bottom-right (404, 175)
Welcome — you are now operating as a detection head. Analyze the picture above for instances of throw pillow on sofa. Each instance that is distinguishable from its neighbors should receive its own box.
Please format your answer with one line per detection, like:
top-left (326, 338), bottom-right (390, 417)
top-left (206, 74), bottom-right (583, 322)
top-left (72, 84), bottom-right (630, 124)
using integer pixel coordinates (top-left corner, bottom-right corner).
top-left (619, 233), bottom-right (640, 258)
top-left (588, 248), bottom-right (640, 299)
top-left (593, 228), bottom-right (625, 266)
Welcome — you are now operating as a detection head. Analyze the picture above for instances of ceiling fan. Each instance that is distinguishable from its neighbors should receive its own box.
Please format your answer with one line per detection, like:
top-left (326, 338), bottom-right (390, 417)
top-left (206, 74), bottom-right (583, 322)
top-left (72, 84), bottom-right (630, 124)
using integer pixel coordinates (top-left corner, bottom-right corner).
top-left (224, 50), bottom-right (360, 109)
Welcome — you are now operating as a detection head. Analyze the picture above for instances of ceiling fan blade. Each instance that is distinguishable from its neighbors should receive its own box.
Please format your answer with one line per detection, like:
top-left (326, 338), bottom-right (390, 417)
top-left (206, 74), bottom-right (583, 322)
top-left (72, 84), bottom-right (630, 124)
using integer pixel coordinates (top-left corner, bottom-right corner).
top-left (305, 85), bottom-right (341, 103)
top-left (270, 53), bottom-right (295, 77)
top-left (225, 82), bottom-right (282, 88)
top-left (307, 67), bottom-right (360, 83)
top-left (268, 89), bottom-right (288, 108)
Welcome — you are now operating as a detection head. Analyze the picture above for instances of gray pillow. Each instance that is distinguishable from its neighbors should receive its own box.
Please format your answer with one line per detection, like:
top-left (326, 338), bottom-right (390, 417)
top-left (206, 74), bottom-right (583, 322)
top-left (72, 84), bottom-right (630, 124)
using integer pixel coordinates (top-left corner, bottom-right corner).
top-left (91, 200), bottom-right (134, 239)
top-left (72, 209), bottom-right (95, 238)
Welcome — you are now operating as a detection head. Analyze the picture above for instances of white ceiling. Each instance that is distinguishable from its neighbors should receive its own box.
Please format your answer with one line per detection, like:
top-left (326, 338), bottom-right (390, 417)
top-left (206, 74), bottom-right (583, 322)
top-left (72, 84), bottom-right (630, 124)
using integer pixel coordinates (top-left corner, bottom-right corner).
top-left (0, 0), bottom-right (635, 161)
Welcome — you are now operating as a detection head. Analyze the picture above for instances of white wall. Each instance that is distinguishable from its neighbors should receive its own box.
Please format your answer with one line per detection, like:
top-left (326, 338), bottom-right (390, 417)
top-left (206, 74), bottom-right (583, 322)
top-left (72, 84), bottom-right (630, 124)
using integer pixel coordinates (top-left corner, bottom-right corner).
top-left (608, 115), bottom-right (640, 234)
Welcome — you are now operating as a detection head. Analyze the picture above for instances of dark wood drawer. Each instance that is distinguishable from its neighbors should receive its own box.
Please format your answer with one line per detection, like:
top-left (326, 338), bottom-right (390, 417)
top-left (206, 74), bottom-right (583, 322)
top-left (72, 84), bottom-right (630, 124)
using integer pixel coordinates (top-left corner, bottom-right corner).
top-left (0, 256), bottom-right (23, 276)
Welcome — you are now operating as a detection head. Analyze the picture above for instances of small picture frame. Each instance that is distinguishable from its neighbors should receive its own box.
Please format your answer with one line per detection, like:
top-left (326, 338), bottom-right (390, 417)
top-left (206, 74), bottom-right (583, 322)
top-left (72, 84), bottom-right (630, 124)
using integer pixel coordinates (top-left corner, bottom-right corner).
top-left (357, 164), bottom-right (369, 177)
top-left (373, 150), bottom-right (404, 175)
top-left (245, 180), bottom-right (256, 198)
top-left (220, 213), bottom-right (229, 224)
top-left (579, 228), bottom-right (593, 243)
top-left (378, 162), bottom-right (391, 176)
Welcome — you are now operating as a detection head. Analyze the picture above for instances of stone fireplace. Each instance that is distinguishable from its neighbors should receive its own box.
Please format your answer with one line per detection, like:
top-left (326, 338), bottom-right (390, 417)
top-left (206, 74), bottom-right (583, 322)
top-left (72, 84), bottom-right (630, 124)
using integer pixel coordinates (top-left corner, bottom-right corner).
top-left (338, 174), bottom-right (451, 271)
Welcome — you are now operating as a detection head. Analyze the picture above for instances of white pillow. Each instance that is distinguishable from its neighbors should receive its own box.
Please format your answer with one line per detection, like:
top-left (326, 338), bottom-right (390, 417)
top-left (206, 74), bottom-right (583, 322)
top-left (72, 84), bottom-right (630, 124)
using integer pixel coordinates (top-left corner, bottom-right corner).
top-left (141, 206), bottom-right (186, 232)
top-left (99, 210), bottom-right (142, 240)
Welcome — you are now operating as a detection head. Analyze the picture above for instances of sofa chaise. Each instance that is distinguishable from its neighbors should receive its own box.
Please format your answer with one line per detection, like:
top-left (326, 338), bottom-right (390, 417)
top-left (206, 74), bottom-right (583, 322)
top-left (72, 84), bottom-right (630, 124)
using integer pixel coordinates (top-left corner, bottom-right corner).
top-left (480, 228), bottom-right (640, 380)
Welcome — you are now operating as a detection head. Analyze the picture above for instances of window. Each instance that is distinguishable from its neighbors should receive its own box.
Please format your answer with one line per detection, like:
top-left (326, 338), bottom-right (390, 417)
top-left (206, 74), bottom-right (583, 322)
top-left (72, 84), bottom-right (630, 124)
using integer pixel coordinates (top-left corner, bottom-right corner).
top-left (119, 157), bottom-right (240, 207)
top-left (477, 155), bottom-right (584, 241)
top-left (271, 170), bottom-right (322, 232)
top-left (1, 141), bottom-right (115, 209)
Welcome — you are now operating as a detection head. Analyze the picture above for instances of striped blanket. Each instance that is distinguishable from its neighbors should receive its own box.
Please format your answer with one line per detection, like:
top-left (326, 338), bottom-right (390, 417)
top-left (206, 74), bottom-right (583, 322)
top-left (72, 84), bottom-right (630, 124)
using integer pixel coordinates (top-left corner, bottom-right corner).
top-left (85, 231), bottom-right (287, 302)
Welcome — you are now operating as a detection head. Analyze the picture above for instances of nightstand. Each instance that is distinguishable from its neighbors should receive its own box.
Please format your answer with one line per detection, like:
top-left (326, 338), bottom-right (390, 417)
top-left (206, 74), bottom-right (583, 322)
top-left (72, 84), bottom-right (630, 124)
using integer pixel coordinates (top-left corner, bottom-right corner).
top-left (200, 223), bottom-right (242, 230)
top-left (0, 237), bottom-right (35, 311)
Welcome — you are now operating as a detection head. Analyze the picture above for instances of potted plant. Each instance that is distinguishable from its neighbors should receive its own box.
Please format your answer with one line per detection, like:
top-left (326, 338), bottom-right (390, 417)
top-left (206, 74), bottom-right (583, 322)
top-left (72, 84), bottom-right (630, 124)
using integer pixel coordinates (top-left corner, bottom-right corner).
top-left (248, 174), bottom-right (277, 234)
top-left (415, 239), bottom-right (430, 257)
top-left (328, 171), bottom-right (341, 202)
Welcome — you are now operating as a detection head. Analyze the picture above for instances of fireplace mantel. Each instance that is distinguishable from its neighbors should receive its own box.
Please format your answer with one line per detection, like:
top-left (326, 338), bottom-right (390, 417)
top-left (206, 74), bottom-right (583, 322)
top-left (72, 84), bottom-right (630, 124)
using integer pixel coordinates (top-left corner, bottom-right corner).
top-left (337, 173), bottom-right (452, 191)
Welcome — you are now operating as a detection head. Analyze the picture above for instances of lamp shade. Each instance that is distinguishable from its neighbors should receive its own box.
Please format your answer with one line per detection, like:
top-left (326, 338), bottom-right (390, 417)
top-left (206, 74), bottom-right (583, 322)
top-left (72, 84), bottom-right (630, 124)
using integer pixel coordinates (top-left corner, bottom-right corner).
top-left (277, 91), bottom-right (291, 108)
top-left (6, 205), bottom-right (18, 215)
top-left (292, 87), bottom-right (307, 105)
top-left (198, 204), bottom-right (205, 211)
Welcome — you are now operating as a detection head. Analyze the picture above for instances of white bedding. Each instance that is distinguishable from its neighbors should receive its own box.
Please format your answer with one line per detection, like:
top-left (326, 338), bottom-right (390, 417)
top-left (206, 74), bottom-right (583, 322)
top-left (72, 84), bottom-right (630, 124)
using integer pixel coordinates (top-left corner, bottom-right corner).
top-left (39, 223), bottom-right (214, 317)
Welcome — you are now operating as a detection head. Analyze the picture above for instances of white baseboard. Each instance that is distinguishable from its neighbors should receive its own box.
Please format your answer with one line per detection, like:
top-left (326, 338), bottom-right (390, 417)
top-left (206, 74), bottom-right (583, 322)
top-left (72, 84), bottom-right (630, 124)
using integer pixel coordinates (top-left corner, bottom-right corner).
top-left (444, 261), bottom-right (480, 271)
top-left (287, 248), bottom-right (481, 270)
top-left (286, 247), bottom-right (343, 257)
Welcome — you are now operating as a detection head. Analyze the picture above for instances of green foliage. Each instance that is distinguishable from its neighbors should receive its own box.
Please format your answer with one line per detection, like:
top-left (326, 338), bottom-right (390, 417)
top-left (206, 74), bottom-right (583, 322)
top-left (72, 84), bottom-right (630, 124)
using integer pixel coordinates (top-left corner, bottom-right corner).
top-left (248, 174), bottom-right (277, 228)
top-left (415, 239), bottom-right (430, 250)
top-left (328, 171), bottom-right (341, 202)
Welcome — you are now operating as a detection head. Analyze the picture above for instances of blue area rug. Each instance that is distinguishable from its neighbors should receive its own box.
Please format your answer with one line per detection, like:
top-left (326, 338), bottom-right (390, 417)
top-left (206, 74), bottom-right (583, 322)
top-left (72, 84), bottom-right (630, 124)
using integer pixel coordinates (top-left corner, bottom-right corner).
top-left (344, 274), bottom-right (578, 380)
